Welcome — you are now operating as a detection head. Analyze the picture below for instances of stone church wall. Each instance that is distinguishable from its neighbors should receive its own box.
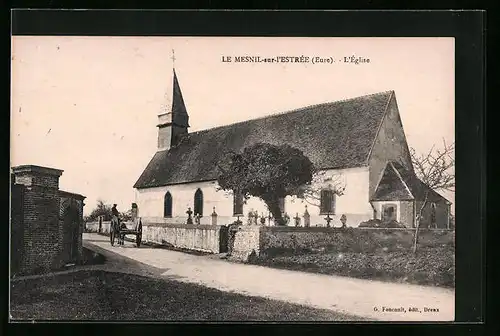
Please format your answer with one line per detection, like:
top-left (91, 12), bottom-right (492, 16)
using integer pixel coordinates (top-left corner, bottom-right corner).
top-left (135, 167), bottom-right (373, 228)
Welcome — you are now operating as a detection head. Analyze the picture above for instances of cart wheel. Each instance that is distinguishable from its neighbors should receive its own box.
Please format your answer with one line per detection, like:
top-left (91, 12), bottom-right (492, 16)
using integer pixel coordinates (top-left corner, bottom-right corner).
top-left (110, 230), bottom-right (115, 246)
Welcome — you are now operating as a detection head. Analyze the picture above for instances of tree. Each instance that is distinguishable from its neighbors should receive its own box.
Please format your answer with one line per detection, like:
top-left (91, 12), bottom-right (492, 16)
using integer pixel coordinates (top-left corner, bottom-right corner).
top-left (121, 209), bottom-right (133, 222)
top-left (410, 139), bottom-right (455, 253)
top-left (297, 170), bottom-right (346, 208)
top-left (84, 199), bottom-right (113, 222)
top-left (217, 143), bottom-right (315, 225)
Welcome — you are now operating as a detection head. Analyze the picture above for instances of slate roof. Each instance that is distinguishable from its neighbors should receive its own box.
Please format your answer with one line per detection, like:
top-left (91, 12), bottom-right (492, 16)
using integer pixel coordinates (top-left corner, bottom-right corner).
top-left (371, 162), bottom-right (450, 203)
top-left (59, 190), bottom-right (86, 200)
top-left (134, 91), bottom-right (394, 189)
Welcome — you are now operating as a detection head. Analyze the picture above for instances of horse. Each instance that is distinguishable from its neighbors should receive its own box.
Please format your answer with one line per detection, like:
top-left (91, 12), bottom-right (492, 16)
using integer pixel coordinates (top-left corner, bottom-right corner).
top-left (111, 216), bottom-right (125, 246)
top-left (118, 221), bottom-right (127, 245)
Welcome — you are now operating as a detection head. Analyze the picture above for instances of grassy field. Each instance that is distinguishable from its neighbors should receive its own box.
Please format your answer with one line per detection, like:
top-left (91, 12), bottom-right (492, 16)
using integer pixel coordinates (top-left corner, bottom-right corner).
top-left (252, 246), bottom-right (455, 288)
top-left (10, 270), bottom-right (368, 321)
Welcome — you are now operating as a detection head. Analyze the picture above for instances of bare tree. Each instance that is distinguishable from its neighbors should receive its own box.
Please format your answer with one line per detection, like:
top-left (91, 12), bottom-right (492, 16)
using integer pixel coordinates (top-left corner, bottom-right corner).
top-left (297, 170), bottom-right (346, 208)
top-left (410, 138), bottom-right (455, 253)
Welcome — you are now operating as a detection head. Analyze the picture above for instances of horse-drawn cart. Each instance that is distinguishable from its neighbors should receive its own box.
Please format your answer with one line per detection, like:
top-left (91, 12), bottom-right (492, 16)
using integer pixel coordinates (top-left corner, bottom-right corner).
top-left (110, 218), bottom-right (142, 247)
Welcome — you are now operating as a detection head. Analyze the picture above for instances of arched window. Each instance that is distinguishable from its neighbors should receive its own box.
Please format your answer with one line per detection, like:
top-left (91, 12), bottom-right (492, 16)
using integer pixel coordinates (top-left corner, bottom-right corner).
top-left (278, 197), bottom-right (285, 214)
top-left (430, 203), bottom-right (437, 227)
top-left (194, 188), bottom-right (203, 216)
top-left (320, 190), bottom-right (336, 215)
top-left (164, 192), bottom-right (173, 218)
top-left (233, 190), bottom-right (244, 216)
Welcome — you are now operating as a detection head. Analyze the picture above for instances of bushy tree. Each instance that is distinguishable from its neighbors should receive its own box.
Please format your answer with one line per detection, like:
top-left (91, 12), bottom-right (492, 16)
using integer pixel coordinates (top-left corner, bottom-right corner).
top-left (85, 199), bottom-right (113, 222)
top-left (121, 209), bottom-right (133, 222)
top-left (217, 143), bottom-right (315, 225)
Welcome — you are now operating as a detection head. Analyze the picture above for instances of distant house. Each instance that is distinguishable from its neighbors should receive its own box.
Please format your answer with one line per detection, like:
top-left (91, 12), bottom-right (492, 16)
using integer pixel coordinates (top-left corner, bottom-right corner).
top-left (133, 67), bottom-right (451, 228)
top-left (10, 165), bottom-right (86, 275)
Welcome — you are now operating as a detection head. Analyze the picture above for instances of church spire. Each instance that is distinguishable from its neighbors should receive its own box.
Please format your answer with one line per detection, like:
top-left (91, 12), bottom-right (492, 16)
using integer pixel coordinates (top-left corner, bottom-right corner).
top-left (157, 53), bottom-right (190, 151)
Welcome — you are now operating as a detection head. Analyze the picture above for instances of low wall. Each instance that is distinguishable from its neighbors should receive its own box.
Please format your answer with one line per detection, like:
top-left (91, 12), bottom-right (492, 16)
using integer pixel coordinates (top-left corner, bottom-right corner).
top-left (85, 221), bottom-right (225, 254)
top-left (141, 223), bottom-right (223, 253)
top-left (259, 227), bottom-right (455, 255)
top-left (85, 221), bottom-right (113, 234)
top-left (226, 225), bottom-right (455, 261)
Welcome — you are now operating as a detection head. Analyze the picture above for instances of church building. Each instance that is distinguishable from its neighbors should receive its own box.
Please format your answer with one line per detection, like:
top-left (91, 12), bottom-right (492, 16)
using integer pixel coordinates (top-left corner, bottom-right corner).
top-left (133, 66), bottom-right (451, 229)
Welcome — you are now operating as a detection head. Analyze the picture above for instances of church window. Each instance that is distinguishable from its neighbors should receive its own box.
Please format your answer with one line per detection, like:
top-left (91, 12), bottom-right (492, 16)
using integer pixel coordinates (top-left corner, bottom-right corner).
top-left (194, 188), bottom-right (203, 216)
top-left (164, 192), bottom-right (173, 218)
top-left (319, 190), bottom-right (336, 215)
top-left (233, 190), bottom-right (244, 216)
top-left (278, 197), bottom-right (285, 213)
top-left (430, 203), bottom-right (437, 227)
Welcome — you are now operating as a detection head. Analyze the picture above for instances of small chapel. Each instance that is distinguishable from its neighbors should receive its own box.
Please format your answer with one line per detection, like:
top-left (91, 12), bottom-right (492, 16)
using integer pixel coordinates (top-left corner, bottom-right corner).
top-left (133, 64), bottom-right (451, 229)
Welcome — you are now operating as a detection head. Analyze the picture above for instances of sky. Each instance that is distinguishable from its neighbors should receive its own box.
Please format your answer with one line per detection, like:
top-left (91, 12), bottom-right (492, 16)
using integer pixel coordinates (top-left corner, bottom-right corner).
top-left (10, 36), bottom-right (455, 215)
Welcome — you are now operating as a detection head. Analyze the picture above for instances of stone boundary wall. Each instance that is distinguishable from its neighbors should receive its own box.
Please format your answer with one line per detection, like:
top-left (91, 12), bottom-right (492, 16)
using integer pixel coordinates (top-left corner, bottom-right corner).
top-left (227, 226), bottom-right (454, 262)
top-left (259, 226), bottom-right (454, 256)
top-left (85, 221), bottom-right (455, 262)
top-left (231, 226), bottom-right (261, 261)
top-left (86, 221), bottom-right (225, 254)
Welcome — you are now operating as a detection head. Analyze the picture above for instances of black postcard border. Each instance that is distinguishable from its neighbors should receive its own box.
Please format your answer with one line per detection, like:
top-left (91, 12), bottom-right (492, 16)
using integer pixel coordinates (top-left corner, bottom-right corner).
top-left (8, 9), bottom-right (486, 332)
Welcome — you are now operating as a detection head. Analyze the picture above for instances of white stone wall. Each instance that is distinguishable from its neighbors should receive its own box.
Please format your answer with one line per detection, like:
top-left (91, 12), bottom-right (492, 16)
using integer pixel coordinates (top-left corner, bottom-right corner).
top-left (85, 221), bottom-right (223, 253)
top-left (135, 181), bottom-right (236, 225)
top-left (135, 166), bottom-right (373, 228)
top-left (142, 224), bottom-right (222, 253)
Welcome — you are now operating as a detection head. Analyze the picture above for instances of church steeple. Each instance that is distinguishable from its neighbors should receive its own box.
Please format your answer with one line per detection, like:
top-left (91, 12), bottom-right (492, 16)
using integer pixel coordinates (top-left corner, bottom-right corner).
top-left (157, 53), bottom-right (190, 151)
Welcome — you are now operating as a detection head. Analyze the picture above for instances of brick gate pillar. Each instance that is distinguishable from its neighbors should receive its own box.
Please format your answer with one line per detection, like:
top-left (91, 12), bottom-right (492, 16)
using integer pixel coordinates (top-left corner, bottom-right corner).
top-left (11, 165), bottom-right (64, 274)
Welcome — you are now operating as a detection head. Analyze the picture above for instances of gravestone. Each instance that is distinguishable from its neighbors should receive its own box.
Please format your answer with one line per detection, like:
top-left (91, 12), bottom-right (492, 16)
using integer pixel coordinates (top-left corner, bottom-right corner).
top-left (211, 207), bottom-right (218, 225)
top-left (303, 206), bottom-right (310, 228)
top-left (186, 207), bottom-right (193, 224)
top-left (294, 213), bottom-right (301, 227)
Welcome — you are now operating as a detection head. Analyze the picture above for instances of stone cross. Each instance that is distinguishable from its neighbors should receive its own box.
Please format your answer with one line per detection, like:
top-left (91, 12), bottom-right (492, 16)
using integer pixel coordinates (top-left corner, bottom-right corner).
top-left (294, 213), bottom-right (301, 227)
top-left (340, 214), bottom-right (347, 228)
top-left (303, 205), bottom-right (310, 228)
top-left (186, 207), bottom-right (193, 224)
top-left (324, 213), bottom-right (333, 228)
top-left (260, 213), bottom-right (266, 225)
top-left (247, 209), bottom-right (254, 225)
top-left (283, 213), bottom-right (290, 225)
top-left (253, 211), bottom-right (259, 225)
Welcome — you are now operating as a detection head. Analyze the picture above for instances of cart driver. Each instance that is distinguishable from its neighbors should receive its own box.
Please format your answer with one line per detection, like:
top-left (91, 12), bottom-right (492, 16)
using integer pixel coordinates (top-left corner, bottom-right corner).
top-left (111, 204), bottom-right (120, 228)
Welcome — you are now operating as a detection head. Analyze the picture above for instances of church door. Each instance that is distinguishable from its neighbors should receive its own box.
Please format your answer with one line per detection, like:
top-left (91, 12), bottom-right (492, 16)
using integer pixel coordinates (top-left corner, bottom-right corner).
top-left (381, 204), bottom-right (397, 222)
top-left (194, 189), bottom-right (203, 216)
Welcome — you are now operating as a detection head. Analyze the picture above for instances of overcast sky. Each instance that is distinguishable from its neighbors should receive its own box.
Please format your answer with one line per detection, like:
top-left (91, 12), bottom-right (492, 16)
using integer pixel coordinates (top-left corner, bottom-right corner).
top-left (11, 36), bottom-right (455, 215)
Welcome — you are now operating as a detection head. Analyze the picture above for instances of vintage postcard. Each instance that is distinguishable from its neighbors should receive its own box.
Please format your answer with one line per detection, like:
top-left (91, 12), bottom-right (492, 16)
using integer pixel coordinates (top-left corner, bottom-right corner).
top-left (10, 35), bottom-right (456, 322)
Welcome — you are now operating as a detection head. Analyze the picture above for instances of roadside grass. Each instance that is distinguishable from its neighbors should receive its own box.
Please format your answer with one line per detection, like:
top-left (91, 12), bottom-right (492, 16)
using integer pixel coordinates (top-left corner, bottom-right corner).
top-left (10, 270), bottom-right (368, 321)
top-left (251, 246), bottom-right (455, 288)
